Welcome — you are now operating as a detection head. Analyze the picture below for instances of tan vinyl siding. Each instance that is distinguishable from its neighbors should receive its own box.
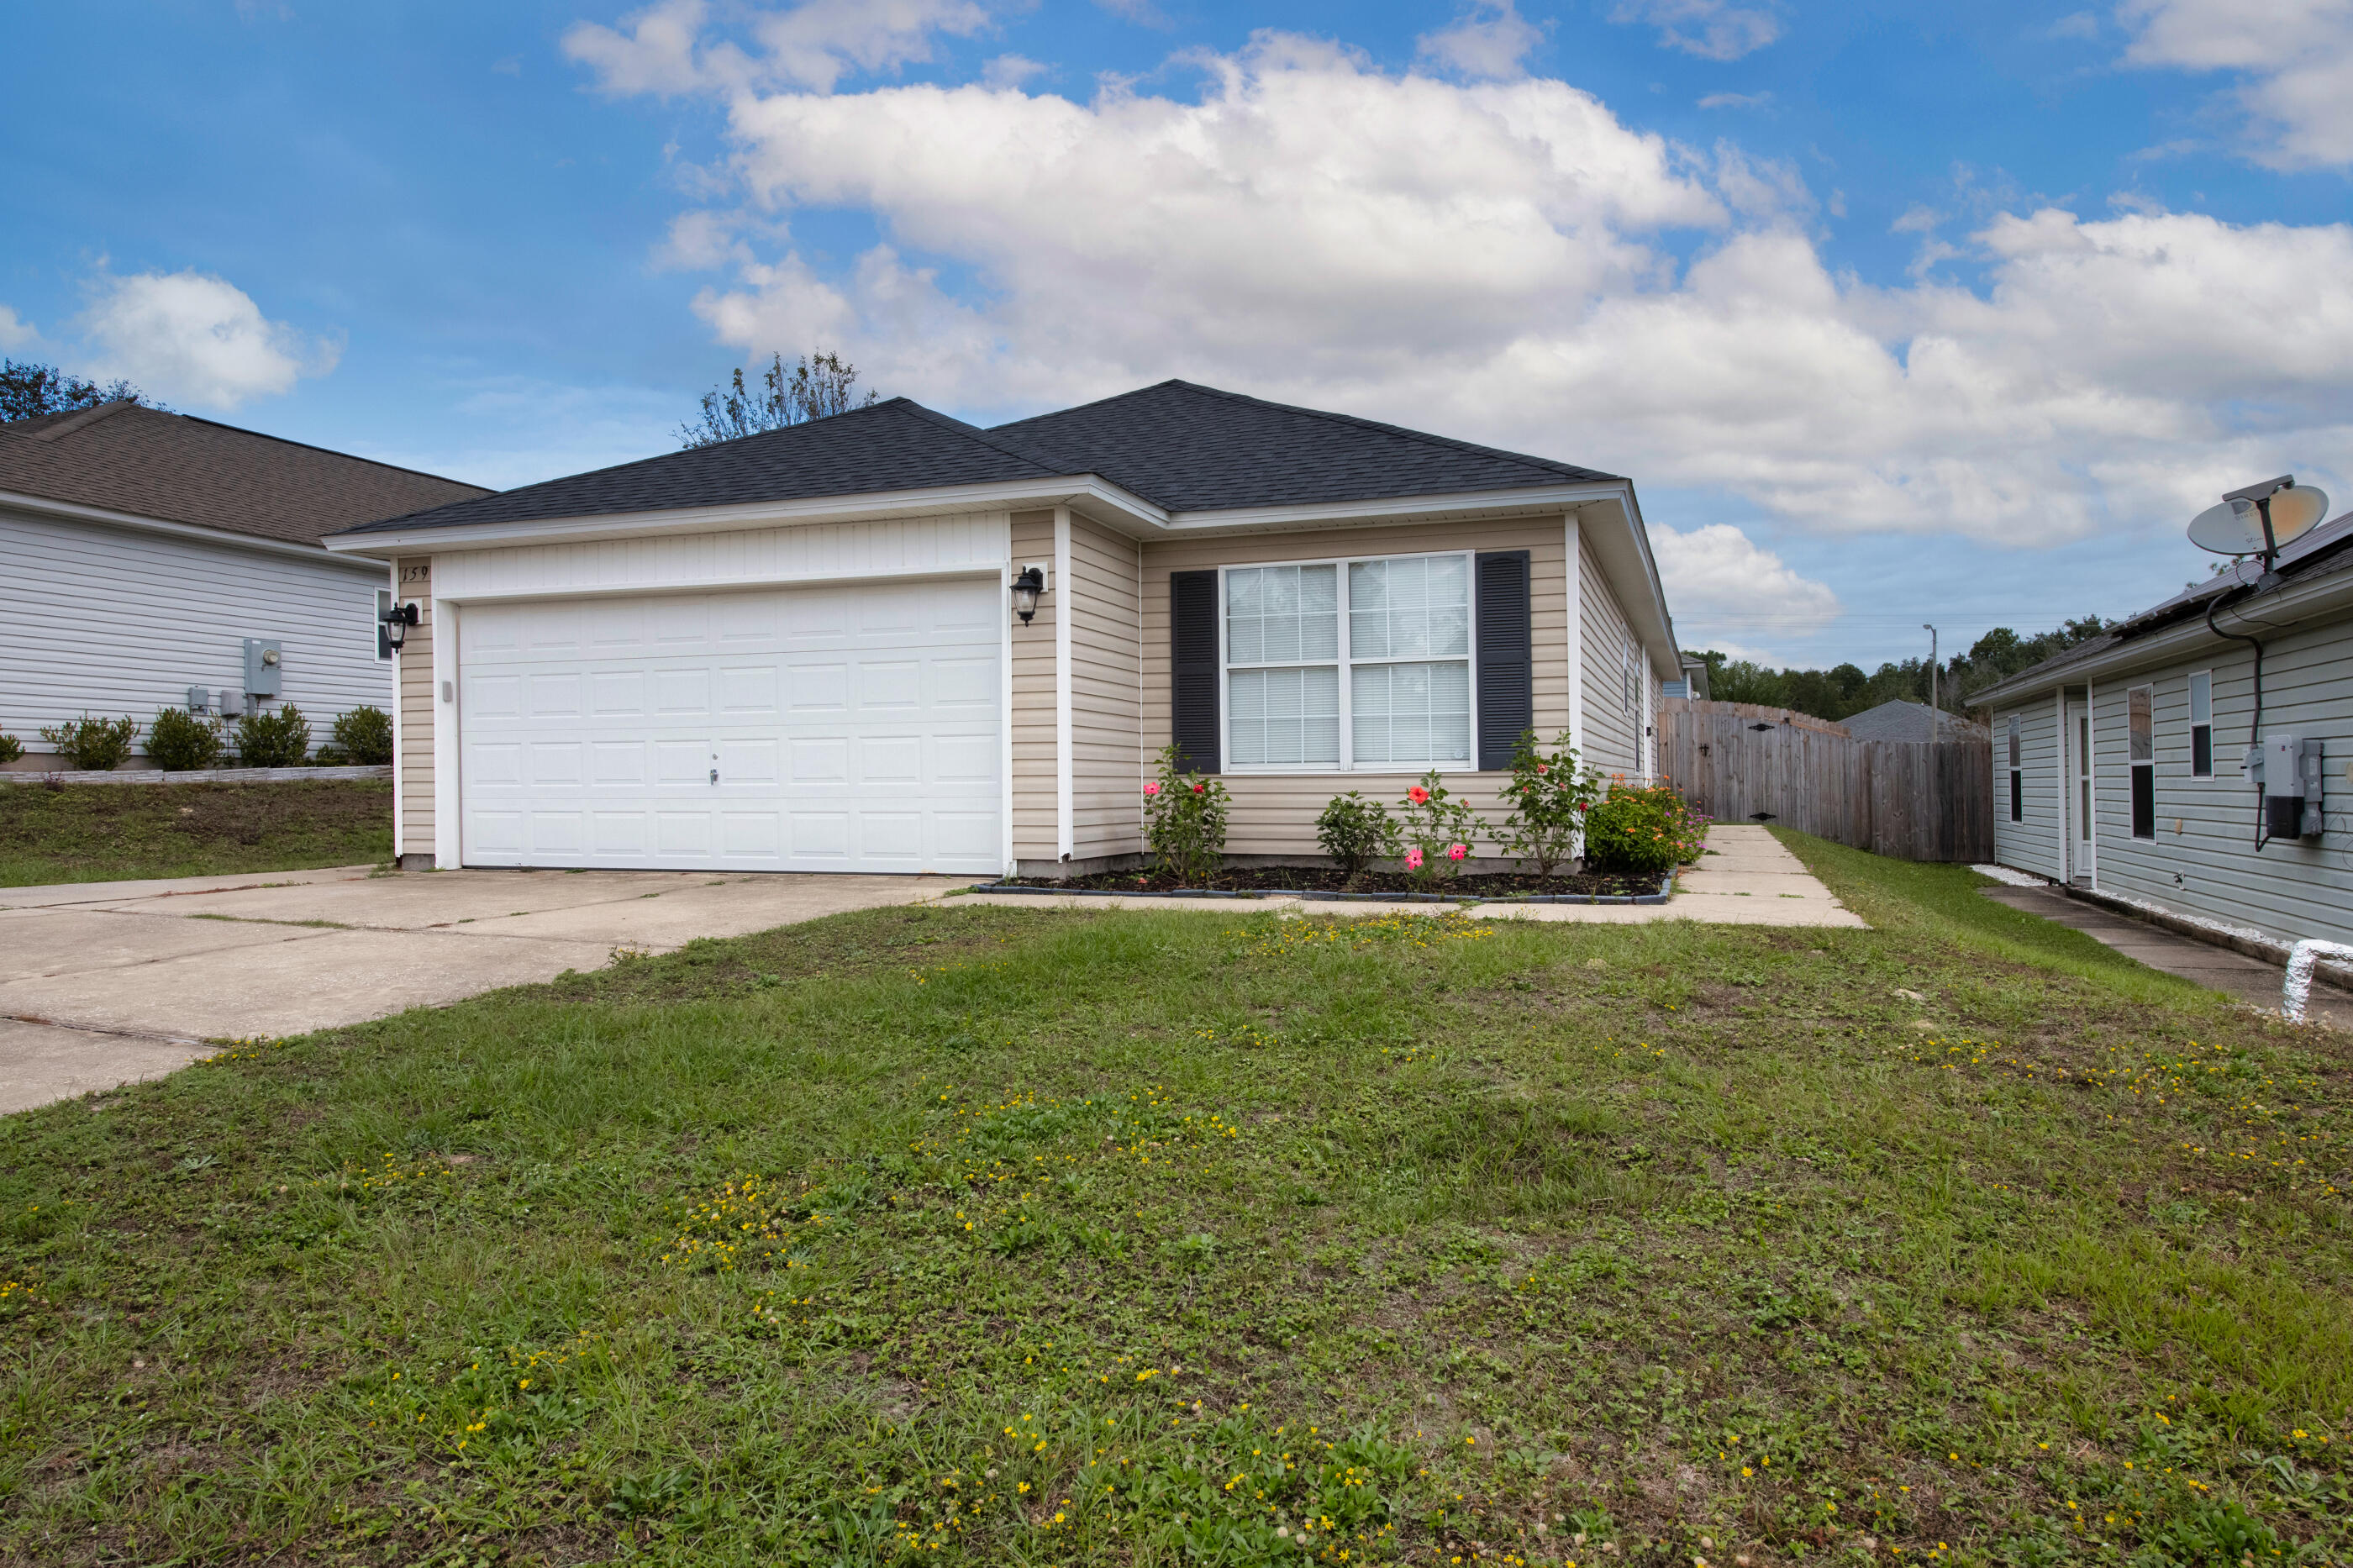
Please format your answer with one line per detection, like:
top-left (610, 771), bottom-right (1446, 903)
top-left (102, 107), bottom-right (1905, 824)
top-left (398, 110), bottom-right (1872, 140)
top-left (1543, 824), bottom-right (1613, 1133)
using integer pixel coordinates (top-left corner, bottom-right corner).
top-left (393, 557), bottom-right (434, 858)
top-left (1009, 510), bottom-right (1057, 860)
top-left (1577, 533), bottom-right (1641, 776)
top-left (1141, 518), bottom-right (1570, 857)
top-left (1069, 515), bottom-right (1144, 859)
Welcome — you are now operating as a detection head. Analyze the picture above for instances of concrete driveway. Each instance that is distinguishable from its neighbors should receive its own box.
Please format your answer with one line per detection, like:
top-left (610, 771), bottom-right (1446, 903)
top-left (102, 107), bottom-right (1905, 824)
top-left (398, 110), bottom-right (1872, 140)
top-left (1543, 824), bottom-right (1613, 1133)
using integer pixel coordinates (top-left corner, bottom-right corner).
top-left (0, 865), bottom-right (961, 1113)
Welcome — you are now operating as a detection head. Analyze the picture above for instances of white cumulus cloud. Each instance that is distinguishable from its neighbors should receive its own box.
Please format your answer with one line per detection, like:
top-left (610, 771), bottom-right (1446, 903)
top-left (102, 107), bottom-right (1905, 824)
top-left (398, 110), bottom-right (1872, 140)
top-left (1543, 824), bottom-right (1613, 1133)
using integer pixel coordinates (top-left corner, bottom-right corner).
top-left (0, 305), bottom-right (38, 352)
top-left (2120, 0), bottom-right (2353, 168)
top-left (566, 0), bottom-right (993, 96)
top-left (1416, 2), bottom-right (1545, 80)
top-left (1652, 523), bottom-right (1840, 629)
top-left (1609, 0), bottom-right (1782, 61)
top-left (77, 271), bottom-right (337, 411)
top-left (589, 27), bottom-right (2353, 560)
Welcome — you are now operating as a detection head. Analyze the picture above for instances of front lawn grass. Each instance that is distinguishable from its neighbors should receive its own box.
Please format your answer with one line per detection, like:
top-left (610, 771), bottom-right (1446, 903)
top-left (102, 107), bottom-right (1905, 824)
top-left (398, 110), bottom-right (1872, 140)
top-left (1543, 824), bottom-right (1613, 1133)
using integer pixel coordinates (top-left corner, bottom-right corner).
top-left (3, 837), bottom-right (2348, 1566)
top-left (0, 780), bottom-right (392, 887)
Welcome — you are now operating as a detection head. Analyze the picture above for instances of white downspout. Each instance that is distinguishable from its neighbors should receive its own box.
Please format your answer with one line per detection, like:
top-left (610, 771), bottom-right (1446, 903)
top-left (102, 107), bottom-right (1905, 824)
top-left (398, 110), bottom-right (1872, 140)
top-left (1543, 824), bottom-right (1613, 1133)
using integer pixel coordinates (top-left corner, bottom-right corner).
top-left (1564, 512), bottom-right (1583, 756)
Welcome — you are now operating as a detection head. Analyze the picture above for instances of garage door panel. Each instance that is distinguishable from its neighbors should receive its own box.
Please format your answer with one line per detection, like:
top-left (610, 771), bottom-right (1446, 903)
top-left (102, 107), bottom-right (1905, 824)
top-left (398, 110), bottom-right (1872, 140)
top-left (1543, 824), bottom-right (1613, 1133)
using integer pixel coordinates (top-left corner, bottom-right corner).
top-left (718, 666), bottom-right (780, 714)
top-left (529, 742), bottom-right (584, 787)
top-left (934, 656), bottom-right (997, 708)
top-left (788, 663), bottom-right (849, 713)
top-left (653, 669), bottom-right (710, 714)
top-left (462, 579), bottom-right (1002, 872)
top-left (857, 661), bottom-right (921, 710)
top-left (934, 732), bottom-right (997, 783)
top-left (592, 811), bottom-right (648, 853)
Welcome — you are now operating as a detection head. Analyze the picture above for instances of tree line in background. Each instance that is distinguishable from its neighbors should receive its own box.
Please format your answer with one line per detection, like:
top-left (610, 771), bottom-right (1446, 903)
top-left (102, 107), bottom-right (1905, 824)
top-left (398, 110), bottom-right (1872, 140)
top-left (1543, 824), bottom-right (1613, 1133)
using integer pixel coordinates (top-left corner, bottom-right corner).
top-left (1684, 616), bottom-right (2116, 723)
top-left (0, 360), bottom-right (160, 423)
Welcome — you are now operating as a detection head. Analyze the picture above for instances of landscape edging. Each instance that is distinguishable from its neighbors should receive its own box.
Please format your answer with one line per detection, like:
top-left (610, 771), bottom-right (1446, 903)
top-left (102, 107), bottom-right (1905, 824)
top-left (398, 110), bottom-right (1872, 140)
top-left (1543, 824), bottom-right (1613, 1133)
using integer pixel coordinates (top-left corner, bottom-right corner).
top-left (966, 869), bottom-right (1680, 906)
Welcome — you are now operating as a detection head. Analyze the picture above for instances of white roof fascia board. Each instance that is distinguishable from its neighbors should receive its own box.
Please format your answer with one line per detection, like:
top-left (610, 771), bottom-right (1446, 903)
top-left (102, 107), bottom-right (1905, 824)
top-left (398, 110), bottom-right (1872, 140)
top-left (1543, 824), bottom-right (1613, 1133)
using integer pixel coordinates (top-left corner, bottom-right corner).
top-left (0, 487), bottom-right (383, 572)
top-left (1974, 568), bottom-right (2353, 708)
top-left (1155, 481), bottom-right (1624, 534)
top-left (323, 475), bottom-right (1167, 558)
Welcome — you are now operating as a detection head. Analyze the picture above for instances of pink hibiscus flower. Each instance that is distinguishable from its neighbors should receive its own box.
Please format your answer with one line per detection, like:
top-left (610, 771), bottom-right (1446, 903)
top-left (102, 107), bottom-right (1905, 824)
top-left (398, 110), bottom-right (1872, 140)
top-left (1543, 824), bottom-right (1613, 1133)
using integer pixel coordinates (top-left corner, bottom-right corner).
top-left (1143, 781), bottom-right (1162, 797)
top-left (1446, 843), bottom-right (1468, 860)
top-left (1403, 847), bottom-right (1424, 870)
top-left (1407, 785), bottom-right (1430, 804)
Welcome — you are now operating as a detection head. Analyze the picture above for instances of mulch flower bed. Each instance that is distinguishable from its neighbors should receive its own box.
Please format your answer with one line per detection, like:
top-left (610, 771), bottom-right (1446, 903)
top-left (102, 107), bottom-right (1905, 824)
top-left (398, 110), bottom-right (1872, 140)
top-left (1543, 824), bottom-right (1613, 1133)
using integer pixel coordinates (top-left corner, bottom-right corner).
top-left (981, 866), bottom-right (1673, 901)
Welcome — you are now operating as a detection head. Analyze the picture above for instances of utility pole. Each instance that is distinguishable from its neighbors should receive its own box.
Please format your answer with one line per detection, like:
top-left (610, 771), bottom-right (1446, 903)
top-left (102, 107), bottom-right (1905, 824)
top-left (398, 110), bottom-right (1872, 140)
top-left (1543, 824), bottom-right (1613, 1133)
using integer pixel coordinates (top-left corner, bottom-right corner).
top-left (1924, 624), bottom-right (1939, 743)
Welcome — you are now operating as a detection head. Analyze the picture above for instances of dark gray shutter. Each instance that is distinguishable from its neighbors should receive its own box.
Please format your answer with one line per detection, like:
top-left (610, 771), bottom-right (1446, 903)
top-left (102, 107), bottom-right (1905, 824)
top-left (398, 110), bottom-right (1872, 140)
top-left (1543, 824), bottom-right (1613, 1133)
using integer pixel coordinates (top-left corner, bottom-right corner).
top-left (1474, 550), bottom-right (1533, 771)
top-left (1170, 569), bottom-right (1220, 774)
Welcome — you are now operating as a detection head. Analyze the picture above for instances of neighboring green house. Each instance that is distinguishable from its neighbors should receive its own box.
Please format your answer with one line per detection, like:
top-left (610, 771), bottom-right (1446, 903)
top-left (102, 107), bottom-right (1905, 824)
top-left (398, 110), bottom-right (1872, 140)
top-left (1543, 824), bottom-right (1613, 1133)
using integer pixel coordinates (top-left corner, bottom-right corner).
top-left (1972, 512), bottom-right (2353, 949)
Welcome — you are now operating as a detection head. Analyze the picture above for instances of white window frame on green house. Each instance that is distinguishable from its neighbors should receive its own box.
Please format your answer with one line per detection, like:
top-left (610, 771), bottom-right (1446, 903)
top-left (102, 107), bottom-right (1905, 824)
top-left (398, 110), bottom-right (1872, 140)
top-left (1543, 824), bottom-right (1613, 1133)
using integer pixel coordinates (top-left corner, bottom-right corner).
top-left (1217, 550), bottom-right (1480, 774)
top-left (2187, 669), bottom-right (2214, 778)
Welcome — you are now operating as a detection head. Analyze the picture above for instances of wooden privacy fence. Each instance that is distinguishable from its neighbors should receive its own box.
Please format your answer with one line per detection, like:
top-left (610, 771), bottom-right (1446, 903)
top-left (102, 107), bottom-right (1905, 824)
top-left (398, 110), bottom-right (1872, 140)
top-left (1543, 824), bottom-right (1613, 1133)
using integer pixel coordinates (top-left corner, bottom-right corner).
top-left (1657, 699), bottom-right (1993, 862)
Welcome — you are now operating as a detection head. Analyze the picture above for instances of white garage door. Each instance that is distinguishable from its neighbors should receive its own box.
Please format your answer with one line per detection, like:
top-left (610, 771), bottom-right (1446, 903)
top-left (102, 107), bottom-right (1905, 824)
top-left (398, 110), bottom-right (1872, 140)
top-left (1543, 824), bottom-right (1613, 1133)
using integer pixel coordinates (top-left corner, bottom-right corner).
top-left (458, 579), bottom-right (1002, 874)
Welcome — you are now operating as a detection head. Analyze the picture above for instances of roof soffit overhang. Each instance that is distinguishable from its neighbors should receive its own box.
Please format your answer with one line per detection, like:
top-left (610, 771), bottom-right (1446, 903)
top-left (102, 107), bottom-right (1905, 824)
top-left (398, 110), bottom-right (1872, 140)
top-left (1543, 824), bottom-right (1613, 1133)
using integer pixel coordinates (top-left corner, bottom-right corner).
top-left (320, 474), bottom-right (1169, 558)
top-left (1972, 567), bottom-right (2353, 708)
top-left (0, 487), bottom-right (382, 571)
top-left (323, 471), bottom-right (1681, 664)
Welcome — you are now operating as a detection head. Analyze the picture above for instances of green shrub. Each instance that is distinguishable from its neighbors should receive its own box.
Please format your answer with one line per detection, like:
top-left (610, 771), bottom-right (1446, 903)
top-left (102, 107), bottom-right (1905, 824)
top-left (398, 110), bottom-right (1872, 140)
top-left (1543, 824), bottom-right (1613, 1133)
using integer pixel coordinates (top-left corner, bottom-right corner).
top-left (1495, 729), bottom-right (1603, 876)
top-left (1396, 770), bottom-right (1482, 882)
top-left (145, 707), bottom-right (226, 771)
top-left (1582, 781), bottom-right (1708, 877)
top-left (0, 732), bottom-right (20, 766)
top-left (37, 713), bottom-right (139, 771)
top-left (235, 704), bottom-right (311, 768)
top-left (331, 705), bottom-right (394, 766)
top-left (1314, 791), bottom-right (1397, 881)
top-left (1142, 745), bottom-right (1229, 886)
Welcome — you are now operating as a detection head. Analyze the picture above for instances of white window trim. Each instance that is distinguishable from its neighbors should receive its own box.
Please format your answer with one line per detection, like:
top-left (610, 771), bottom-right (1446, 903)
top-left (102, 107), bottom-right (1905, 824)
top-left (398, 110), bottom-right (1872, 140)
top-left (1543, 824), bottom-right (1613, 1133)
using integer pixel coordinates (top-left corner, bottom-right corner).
top-left (1217, 549), bottom-right (1482, 775)
top-left (2128, 681), bottom-right (2156, 840)
top-left (2187, 668), bottom-right (2214, 779)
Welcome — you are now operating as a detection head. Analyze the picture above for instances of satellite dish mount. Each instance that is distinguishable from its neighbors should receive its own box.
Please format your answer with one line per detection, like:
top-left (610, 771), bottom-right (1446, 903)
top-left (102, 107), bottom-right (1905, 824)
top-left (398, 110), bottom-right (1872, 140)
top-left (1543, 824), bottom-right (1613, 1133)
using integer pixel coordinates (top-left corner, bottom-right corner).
top-left (2187, 474), bottom-right (2329, 574)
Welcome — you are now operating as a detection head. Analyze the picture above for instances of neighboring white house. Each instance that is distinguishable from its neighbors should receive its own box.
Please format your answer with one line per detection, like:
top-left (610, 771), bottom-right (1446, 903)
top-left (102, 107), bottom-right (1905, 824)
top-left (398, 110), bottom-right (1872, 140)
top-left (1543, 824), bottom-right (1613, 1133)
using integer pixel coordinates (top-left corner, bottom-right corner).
top-left (0, 401), bottom-right (489, 767)
top-left (1973, 511), bottom-right (2353, 950)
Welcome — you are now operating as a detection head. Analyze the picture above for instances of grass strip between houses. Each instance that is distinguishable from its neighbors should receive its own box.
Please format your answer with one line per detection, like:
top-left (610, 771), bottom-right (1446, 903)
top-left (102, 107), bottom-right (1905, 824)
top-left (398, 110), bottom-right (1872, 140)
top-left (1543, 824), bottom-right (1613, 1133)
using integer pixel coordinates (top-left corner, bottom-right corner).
top-left (1, 831), bottom-right (2348, 1566)
top-left (0, 780), bottom-right (392, 887)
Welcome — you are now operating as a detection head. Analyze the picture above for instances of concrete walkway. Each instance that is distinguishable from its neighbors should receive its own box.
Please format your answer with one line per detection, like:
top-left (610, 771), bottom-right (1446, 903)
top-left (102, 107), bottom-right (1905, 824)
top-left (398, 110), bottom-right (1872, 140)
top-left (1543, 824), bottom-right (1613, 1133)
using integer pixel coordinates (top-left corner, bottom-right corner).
top-left (951, 824), bottom-right (1867, 929)
top-left (1978, 882), bottom-right (2353, 1027)
top-left (0, 866), bottom-right (961, 1113)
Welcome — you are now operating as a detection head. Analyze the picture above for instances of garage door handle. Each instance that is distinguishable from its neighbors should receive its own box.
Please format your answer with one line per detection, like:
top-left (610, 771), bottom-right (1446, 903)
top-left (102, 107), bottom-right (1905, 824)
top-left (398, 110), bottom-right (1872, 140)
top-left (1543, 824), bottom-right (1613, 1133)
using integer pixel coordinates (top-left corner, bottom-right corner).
top-left (709, 768), bottom-right (719, 785)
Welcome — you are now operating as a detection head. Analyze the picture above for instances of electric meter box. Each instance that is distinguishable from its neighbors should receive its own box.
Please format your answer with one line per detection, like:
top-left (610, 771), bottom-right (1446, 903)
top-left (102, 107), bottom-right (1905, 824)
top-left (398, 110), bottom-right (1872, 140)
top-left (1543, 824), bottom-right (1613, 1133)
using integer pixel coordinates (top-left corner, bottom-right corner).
top-left (2262, 734), bottom-right (2325, 839)
top-left (242, 638), bottom-right (282, 697)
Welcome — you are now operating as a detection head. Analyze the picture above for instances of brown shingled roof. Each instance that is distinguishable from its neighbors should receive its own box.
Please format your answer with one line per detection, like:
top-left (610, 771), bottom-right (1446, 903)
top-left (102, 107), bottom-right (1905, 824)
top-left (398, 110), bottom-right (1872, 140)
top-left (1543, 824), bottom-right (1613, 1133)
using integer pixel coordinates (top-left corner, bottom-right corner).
top-left (0, 401), bottom-right (491, 549)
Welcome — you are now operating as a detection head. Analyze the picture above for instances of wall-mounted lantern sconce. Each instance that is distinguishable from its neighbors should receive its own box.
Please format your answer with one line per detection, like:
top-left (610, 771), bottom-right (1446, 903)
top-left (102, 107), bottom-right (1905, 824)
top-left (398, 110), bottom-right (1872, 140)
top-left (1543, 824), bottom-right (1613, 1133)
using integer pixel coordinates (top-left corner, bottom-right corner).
top-left (383, 600), bottom-right (420, 652)
top-left (1010, 565), bottom-right (1046, 624)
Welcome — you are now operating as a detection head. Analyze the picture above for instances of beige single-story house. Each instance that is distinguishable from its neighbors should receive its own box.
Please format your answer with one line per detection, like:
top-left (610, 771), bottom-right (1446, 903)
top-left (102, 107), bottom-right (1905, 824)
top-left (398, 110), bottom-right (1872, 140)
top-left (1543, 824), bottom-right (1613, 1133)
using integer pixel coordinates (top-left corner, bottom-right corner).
top-left (325, 381), bottom-right (1677, 877)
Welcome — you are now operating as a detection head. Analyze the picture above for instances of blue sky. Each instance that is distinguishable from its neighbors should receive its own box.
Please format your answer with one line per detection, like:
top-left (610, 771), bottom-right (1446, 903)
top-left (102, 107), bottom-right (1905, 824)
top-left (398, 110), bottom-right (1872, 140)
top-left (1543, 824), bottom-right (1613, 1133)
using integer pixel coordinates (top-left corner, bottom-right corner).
top-left (7, 0), bottom-right (2350, 672)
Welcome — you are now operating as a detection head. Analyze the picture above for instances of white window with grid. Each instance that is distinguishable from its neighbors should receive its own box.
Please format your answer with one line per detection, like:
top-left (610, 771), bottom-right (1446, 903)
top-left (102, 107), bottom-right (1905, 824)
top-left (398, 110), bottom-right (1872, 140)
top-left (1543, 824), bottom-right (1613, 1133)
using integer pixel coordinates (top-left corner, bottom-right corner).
top-left (1222, 552), bottom-right (1474, 771)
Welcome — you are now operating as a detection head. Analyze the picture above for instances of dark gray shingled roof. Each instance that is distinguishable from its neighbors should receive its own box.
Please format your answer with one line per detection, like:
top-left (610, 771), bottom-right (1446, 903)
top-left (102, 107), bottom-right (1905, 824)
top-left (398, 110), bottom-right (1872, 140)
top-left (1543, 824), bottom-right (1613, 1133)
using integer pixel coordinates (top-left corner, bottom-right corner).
top-left (0, 401), bottom-right (489, 547)
top-left (336, 379), bottom-right (1624, 537)
top-left (1967, 508), bottom-right (2353, 706)
top-left (1839, 699), bottom-right (1987, 744)
top-left (338, 397), bottom-right (1066, 535)
top-left (989, 380), bottom-right (1620, 511)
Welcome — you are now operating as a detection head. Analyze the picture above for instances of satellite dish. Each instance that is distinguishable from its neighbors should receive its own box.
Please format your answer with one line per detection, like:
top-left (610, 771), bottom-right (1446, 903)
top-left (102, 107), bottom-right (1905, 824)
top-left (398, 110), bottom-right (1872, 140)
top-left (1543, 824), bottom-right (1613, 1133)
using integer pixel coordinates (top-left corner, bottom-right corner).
top-left (2188, 481), bottom-right (2329, 556)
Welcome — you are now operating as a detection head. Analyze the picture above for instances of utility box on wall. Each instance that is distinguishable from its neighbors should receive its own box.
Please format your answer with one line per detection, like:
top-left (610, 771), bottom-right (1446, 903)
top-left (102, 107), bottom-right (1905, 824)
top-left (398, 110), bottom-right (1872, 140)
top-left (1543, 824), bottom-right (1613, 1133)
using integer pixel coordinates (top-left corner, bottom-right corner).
top-left (242, 638), bottom-right (282, 698)
top-left (2261, 734), bottom-right (2325, 839)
